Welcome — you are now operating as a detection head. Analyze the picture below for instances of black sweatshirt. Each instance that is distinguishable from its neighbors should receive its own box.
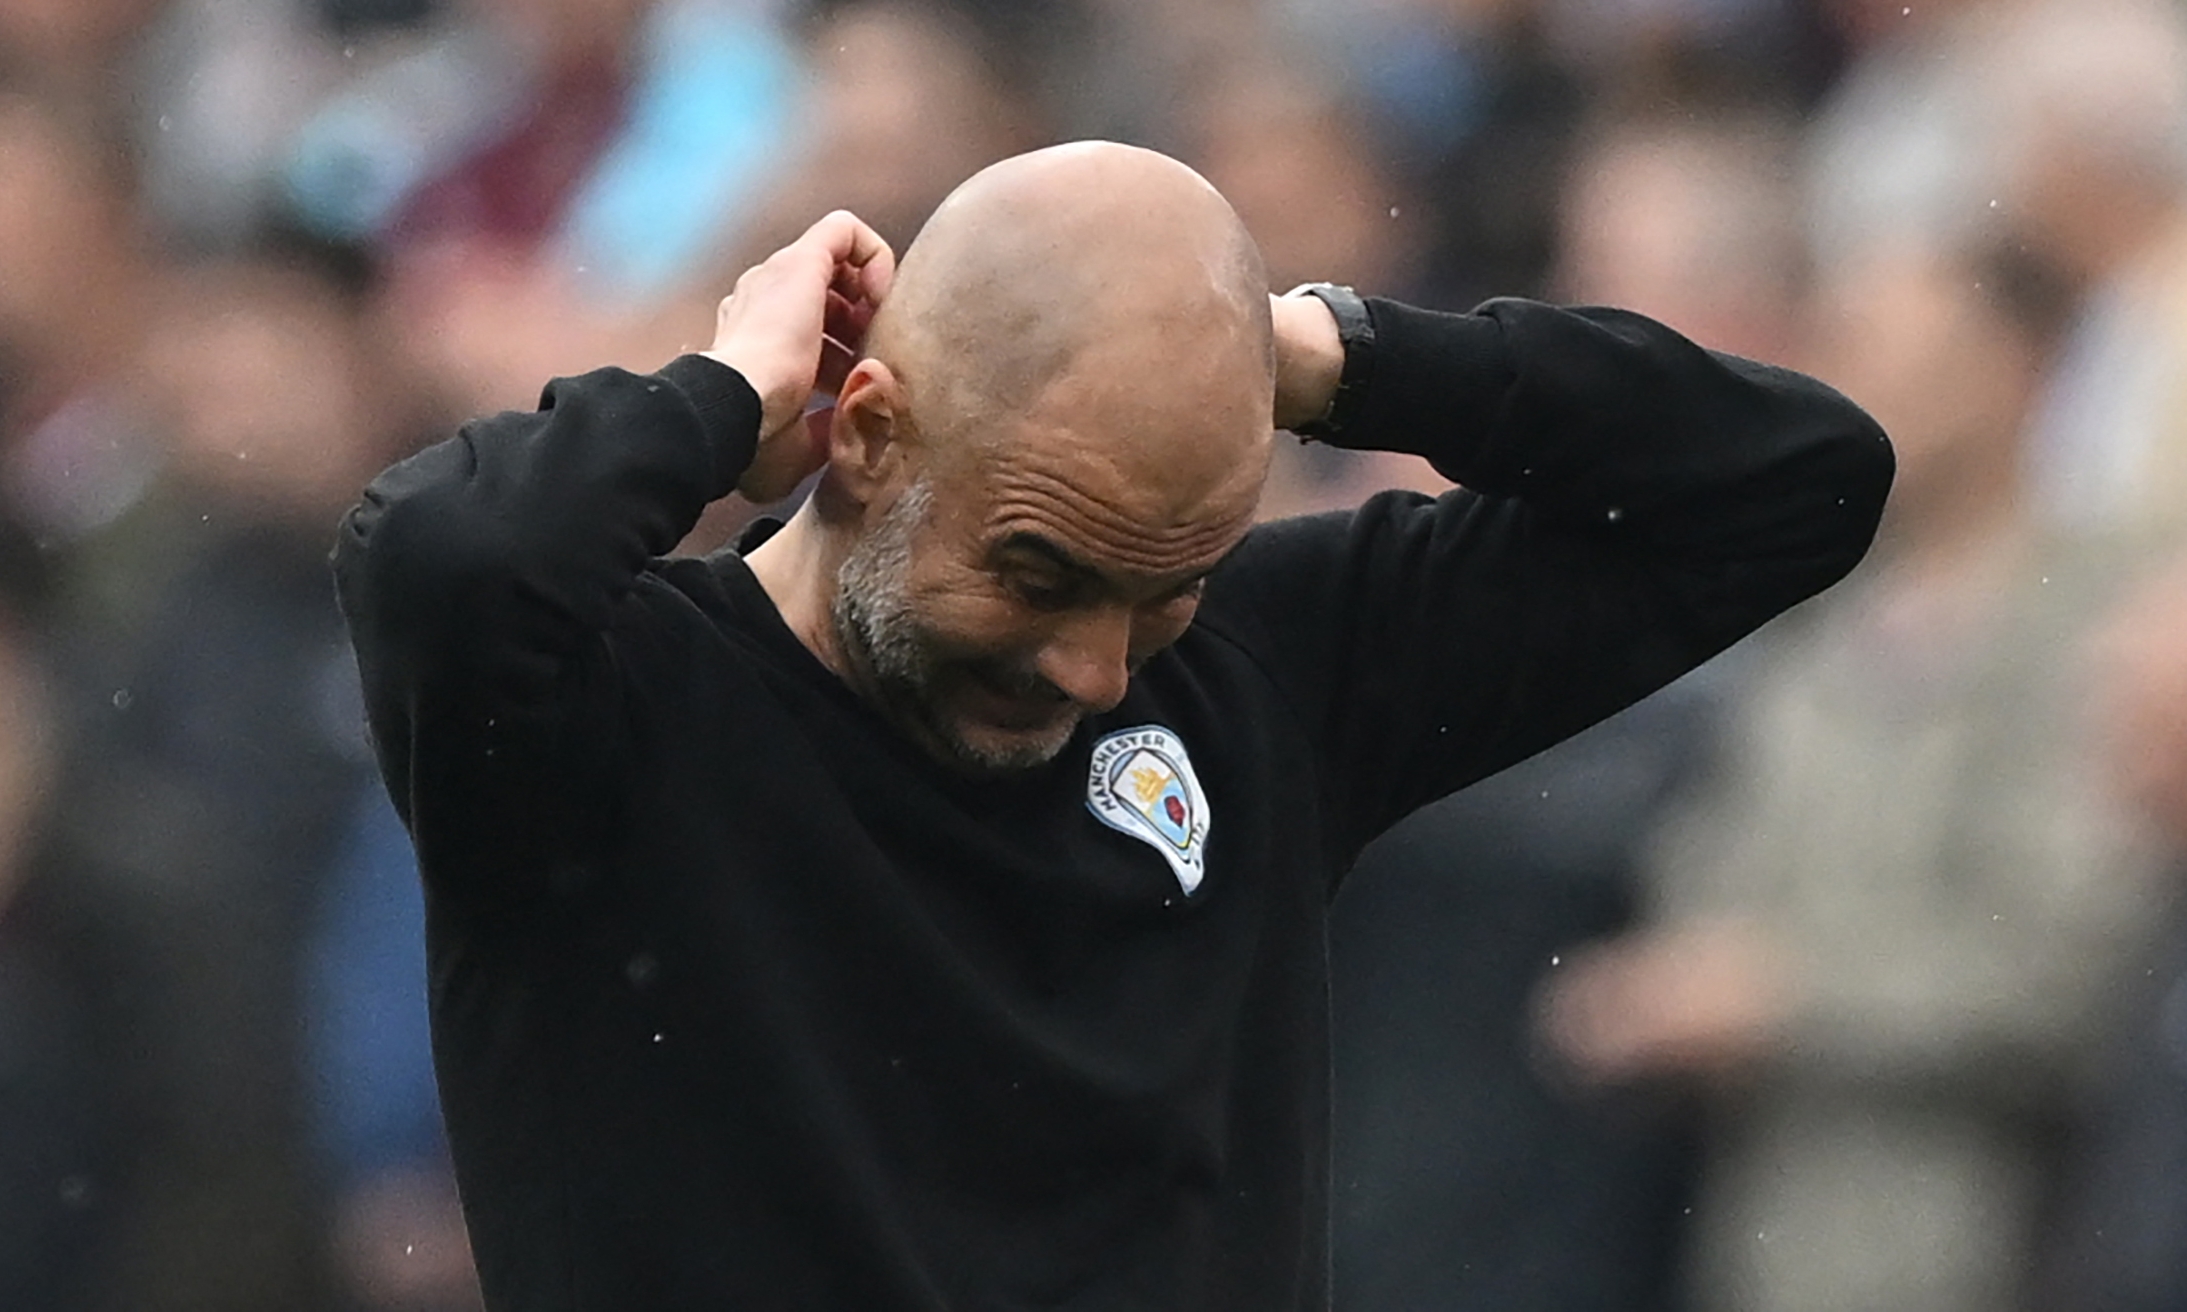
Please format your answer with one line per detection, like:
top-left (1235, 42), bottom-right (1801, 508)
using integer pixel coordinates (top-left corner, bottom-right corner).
top-left (333, 297), bottom-right (1891, 1312)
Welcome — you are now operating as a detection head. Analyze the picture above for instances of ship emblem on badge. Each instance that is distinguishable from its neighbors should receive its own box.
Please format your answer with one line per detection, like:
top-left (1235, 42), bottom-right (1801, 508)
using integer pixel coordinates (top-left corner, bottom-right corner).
top-left (1087, 725), bottom-right (1210, 894)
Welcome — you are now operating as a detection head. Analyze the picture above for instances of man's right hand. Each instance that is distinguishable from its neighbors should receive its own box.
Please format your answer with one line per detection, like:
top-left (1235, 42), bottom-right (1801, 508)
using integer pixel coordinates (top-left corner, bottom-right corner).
top-left (703, 211), bottom-right (896, 503)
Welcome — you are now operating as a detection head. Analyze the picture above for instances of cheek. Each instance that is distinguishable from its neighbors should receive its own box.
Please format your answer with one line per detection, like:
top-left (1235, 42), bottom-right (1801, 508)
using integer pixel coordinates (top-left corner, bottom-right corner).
top-left (903, 577), bottom-right (1047, 663)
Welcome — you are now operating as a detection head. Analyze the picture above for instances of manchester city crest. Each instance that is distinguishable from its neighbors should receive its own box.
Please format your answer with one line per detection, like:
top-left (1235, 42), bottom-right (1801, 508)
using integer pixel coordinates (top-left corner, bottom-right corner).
top-left (1086, 725), bottom-right (1210, 894)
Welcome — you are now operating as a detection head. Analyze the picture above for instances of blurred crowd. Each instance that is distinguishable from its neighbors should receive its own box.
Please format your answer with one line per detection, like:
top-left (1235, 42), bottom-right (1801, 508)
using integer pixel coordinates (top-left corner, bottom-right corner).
top-left (2, 0), bottom-right (2186, 1309)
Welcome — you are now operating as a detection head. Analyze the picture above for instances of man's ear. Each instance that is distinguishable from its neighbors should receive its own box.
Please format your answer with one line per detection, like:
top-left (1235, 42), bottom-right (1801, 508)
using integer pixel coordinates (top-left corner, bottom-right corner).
top-left (824, 359), bottom-right (909, 509)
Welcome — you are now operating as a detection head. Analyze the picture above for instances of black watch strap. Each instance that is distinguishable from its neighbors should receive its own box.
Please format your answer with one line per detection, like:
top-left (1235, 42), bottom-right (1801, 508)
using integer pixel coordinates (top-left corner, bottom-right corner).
top-left (1285, 282), bottom-right (1377, 441)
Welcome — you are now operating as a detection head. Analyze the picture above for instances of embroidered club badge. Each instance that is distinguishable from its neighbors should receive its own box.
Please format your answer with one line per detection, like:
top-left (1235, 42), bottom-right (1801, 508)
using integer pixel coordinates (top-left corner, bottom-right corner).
top-left (1086, 725), bottom-right (1210, 894)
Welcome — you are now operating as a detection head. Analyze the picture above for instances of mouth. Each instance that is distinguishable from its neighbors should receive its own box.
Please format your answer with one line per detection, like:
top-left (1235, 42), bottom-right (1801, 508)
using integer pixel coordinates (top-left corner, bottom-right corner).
top-left (956, 665), bottom-right (1075, 733)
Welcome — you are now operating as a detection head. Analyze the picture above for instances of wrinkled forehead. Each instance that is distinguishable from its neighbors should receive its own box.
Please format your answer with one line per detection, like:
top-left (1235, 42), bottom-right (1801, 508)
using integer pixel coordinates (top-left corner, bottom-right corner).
top-left (932, 413), bottom-right (1272, 582)
top-left (898, 271), bottom-right (1277, 579)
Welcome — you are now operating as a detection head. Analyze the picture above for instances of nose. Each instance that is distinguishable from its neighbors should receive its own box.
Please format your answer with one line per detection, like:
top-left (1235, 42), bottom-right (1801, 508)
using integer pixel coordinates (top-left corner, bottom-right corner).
top-left (1035, 605), bottom-right (1134, 714)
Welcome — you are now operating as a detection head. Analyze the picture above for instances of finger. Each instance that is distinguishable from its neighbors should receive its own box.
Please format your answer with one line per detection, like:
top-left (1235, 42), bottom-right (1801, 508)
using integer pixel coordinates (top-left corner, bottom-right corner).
top-left (824, 250), bottom-right (889, 318)
top-left (856, 238), bottom-right (896, 304)
top-left (828, 258), bottom-right (856, 297)
top-left (829, 260), bottom-right (871, 313)
top-left (800, 211), bottom-right (889, 273)
top-left (801, 210), bottom-right (895, 302)
top-left (852, 238), bottom-right (887, 303)
top-left (822, 289), bottom-right (878, 355)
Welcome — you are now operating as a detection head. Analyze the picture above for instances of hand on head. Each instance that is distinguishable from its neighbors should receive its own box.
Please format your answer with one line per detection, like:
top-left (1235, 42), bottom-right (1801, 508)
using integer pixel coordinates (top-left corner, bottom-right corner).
top-left (703, 209), bottom-right (896, 503)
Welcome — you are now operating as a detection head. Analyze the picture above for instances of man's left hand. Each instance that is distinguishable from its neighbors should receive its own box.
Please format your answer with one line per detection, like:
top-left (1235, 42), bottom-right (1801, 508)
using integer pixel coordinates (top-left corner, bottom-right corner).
top-left (1270, 290), bottom-right (1344, 432)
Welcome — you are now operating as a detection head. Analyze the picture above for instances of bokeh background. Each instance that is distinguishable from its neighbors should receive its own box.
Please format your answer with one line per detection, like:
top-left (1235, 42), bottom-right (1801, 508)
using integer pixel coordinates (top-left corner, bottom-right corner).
top-left (4, 0), bottom-right (2187, 1309)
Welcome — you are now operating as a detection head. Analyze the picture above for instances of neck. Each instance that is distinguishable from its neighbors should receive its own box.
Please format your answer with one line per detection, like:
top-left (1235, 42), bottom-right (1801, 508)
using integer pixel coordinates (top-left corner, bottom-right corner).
top-left (747, 487), bottom-right (978, 770)
top-left (743, 499), bottom-right (853, 677)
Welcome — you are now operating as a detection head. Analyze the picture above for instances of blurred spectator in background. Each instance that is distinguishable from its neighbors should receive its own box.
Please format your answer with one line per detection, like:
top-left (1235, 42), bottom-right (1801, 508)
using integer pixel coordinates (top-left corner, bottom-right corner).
top-left (0, 518), bottom-right (111, 1312)
top-left (1190, 54), bottom-right (1415, 299)
top-left (1187, 49), bottom-right (1452, 520)
top-left (721, 0), bottom-right (1045, 275)
top-left (2039, 549), bottom-right (2187, 1312)
top-left (1550, 111), bottom-right (1805, 362)
top-left (1329, 106), bottom-right (1805, 1312)
top-left (288, 0), bottom-right (801, 413)
top-left (0, 93), bottom-right (163, 573)
top-left (1801, 0), bottom-right (2008, 273)
top-left (1331, 692), bottom-right (1718, 1312)
top-left (0, 0), bottom-right (371, 253)
top-left (38, 237), bottom-right (434, 1312)
top-left (1536, 0), bottom-right (1841, 107)
top-left (1278, 0), bottom-right (1590, 309)
top-left (1539, 241), bottom-right (2161, 1312)
top-left (290, 0), bottom-right (783, 280)
top-left (306, 788), bottom-right (479, 1312)
top-left (133, 0), bottom-right (374, 250)
top-left (1998, 0), bottom-right (2187, 542)
top-left (0, 0), bottom-right (167, 113)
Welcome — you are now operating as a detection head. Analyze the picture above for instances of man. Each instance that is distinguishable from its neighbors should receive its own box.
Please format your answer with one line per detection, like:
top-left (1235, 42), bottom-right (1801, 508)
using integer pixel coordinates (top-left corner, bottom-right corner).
top-left (2032, 547), bottom-right (2187, 1312)
top-left (333, 142), bottom-right (1891, 1309)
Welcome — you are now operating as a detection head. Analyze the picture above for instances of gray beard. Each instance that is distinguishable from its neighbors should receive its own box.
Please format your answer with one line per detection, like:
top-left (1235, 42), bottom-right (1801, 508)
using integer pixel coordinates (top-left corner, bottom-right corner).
top-left (831, 478), bottom-right (1073, 773)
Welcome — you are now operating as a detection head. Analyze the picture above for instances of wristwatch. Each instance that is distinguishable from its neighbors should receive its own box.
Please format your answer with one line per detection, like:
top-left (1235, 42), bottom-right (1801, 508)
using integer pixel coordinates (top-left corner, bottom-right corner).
top-left (1284, 282), bottom-right (1376, 441)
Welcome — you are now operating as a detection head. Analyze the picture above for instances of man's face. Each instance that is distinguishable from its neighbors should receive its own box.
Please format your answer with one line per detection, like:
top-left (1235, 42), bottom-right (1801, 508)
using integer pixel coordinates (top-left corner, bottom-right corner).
top-left (830, 399), bottom-right (1270, 774)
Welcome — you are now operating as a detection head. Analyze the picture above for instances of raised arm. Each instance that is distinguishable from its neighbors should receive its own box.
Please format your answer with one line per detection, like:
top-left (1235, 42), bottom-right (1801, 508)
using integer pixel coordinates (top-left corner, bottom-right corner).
top-left (331, 213), bottom-right (893, 900)
top-left (1203, 292), bottom-right (1894, 866)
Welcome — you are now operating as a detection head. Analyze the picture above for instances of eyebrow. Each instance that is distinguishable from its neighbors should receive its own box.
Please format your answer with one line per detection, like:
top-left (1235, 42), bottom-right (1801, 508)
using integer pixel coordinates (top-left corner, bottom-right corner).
top-left (990, 530), bottom-right (1234, 594)
top-left (992, 532), bottom-right (1102, 581)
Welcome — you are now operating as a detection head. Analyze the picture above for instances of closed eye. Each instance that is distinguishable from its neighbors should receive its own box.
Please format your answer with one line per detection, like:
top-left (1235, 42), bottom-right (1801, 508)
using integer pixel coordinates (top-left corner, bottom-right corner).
top-left (1006, 573), bottom-right (1090, 612)
top-left (988, 531), bottom-right (1217, 613)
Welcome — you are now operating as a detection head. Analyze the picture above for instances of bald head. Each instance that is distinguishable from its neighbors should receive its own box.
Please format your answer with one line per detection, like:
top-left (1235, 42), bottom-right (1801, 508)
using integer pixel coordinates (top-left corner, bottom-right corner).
top-left (779, 144), bottom-right (1280, 773)
top-left (866, 142), bottom-right (1275, 462)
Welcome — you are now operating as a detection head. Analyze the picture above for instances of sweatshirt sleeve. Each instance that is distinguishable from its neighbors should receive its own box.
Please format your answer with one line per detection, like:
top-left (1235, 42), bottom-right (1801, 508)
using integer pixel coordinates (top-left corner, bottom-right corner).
top-left (331, 354), bottom-right (762, 903)
top-left (1197, 297), bottom-right (1894, 870)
